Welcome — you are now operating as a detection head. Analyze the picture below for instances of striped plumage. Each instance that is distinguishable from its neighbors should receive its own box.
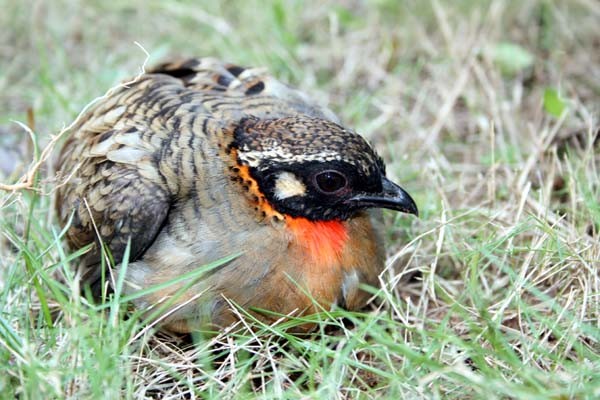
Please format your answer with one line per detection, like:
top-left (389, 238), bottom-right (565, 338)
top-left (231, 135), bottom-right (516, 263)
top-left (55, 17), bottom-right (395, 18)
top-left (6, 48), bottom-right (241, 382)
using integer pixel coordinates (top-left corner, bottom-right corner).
top-left (56, 58), bottom-right (417, 333)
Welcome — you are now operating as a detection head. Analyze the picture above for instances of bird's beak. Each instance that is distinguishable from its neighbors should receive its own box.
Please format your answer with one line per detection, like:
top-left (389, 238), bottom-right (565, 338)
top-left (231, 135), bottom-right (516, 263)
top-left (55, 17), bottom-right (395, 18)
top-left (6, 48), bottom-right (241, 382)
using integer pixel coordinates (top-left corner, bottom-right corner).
top-left (346, 177), bottom-right (418, 216)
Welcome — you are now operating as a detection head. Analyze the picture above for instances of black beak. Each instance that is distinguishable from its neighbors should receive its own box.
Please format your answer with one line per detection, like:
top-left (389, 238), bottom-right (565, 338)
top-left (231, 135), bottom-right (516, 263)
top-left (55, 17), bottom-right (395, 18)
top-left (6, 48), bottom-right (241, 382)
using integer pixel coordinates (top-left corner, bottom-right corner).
top-left (345, 177), bottom-right (418, 216)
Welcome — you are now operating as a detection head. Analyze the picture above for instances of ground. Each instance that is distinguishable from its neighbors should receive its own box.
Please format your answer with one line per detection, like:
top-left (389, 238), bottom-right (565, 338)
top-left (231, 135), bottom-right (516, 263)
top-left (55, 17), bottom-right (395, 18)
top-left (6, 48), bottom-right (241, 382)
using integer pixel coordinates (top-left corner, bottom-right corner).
top-left (0, 0), bottom-right (599, 398)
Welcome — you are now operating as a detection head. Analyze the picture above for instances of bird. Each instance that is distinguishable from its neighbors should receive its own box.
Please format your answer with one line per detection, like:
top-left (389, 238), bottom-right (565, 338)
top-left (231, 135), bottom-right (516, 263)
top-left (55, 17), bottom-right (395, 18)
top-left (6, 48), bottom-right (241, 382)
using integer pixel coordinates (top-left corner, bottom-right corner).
top-left (55, 57), bottom-right (418, 333)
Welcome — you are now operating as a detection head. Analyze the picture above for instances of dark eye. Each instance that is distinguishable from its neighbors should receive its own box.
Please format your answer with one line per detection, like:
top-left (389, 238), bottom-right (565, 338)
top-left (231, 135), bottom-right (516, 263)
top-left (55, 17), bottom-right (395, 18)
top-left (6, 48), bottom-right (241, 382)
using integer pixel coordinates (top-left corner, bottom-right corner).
top-left (314, 170), bottom-right (348, 194)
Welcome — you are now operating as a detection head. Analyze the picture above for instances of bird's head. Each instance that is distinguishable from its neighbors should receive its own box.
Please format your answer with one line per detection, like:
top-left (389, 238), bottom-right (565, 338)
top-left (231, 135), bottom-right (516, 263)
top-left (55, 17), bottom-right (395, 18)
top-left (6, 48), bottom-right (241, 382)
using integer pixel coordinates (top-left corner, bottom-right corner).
top-left (228, 116), bottom-right (418, 222)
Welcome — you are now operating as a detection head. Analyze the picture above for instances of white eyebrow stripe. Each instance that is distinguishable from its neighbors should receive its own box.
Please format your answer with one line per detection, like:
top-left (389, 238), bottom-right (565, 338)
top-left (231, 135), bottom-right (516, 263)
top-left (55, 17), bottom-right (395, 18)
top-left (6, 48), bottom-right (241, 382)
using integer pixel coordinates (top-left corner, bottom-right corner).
top-left (238, 145), bottom-right (341, 167)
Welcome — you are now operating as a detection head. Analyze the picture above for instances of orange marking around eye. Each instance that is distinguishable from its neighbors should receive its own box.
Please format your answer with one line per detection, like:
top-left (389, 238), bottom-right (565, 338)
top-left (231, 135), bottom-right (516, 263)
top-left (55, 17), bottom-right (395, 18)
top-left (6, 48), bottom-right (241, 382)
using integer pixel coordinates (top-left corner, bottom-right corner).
top-left (236, 163), bottom-right (283, 219)
top-left (286, 217), bottom-right (348, 267)
top-left (231, 148), bottom-right (284, 220)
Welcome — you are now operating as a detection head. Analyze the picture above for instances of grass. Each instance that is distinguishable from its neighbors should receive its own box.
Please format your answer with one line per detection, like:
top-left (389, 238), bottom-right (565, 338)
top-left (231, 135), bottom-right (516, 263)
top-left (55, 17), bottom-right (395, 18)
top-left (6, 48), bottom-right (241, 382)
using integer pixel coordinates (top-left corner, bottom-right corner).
top-left (1, 0), bottom-right (599, 398)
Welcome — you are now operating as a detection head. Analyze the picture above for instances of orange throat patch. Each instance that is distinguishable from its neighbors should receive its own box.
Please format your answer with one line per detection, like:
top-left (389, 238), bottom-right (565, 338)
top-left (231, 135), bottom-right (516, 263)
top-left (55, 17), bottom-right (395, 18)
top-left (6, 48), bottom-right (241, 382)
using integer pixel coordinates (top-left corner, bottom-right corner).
top-left (286, 217), bottom-right (349, 267)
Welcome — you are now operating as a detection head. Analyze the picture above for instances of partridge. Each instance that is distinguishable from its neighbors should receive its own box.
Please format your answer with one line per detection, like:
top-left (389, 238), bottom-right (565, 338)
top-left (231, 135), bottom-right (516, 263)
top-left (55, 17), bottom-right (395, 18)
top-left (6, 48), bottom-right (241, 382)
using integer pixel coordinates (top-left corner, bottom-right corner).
top-left (55, 58), bottom-right (418, 333)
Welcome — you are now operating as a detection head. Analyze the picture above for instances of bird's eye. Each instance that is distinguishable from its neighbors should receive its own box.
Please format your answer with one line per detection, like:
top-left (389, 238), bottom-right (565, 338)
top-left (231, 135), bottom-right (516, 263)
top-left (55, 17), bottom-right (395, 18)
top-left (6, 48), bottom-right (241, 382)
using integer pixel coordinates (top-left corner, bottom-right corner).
top-left (314, 170), bottom-right (348, 194)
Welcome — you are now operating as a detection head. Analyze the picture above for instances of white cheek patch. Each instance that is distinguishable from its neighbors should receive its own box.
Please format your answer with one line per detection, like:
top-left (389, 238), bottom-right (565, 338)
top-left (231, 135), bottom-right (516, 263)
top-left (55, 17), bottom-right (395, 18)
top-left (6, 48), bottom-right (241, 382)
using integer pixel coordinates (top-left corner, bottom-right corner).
top-left (274, 172), bottom-right (307, 200)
